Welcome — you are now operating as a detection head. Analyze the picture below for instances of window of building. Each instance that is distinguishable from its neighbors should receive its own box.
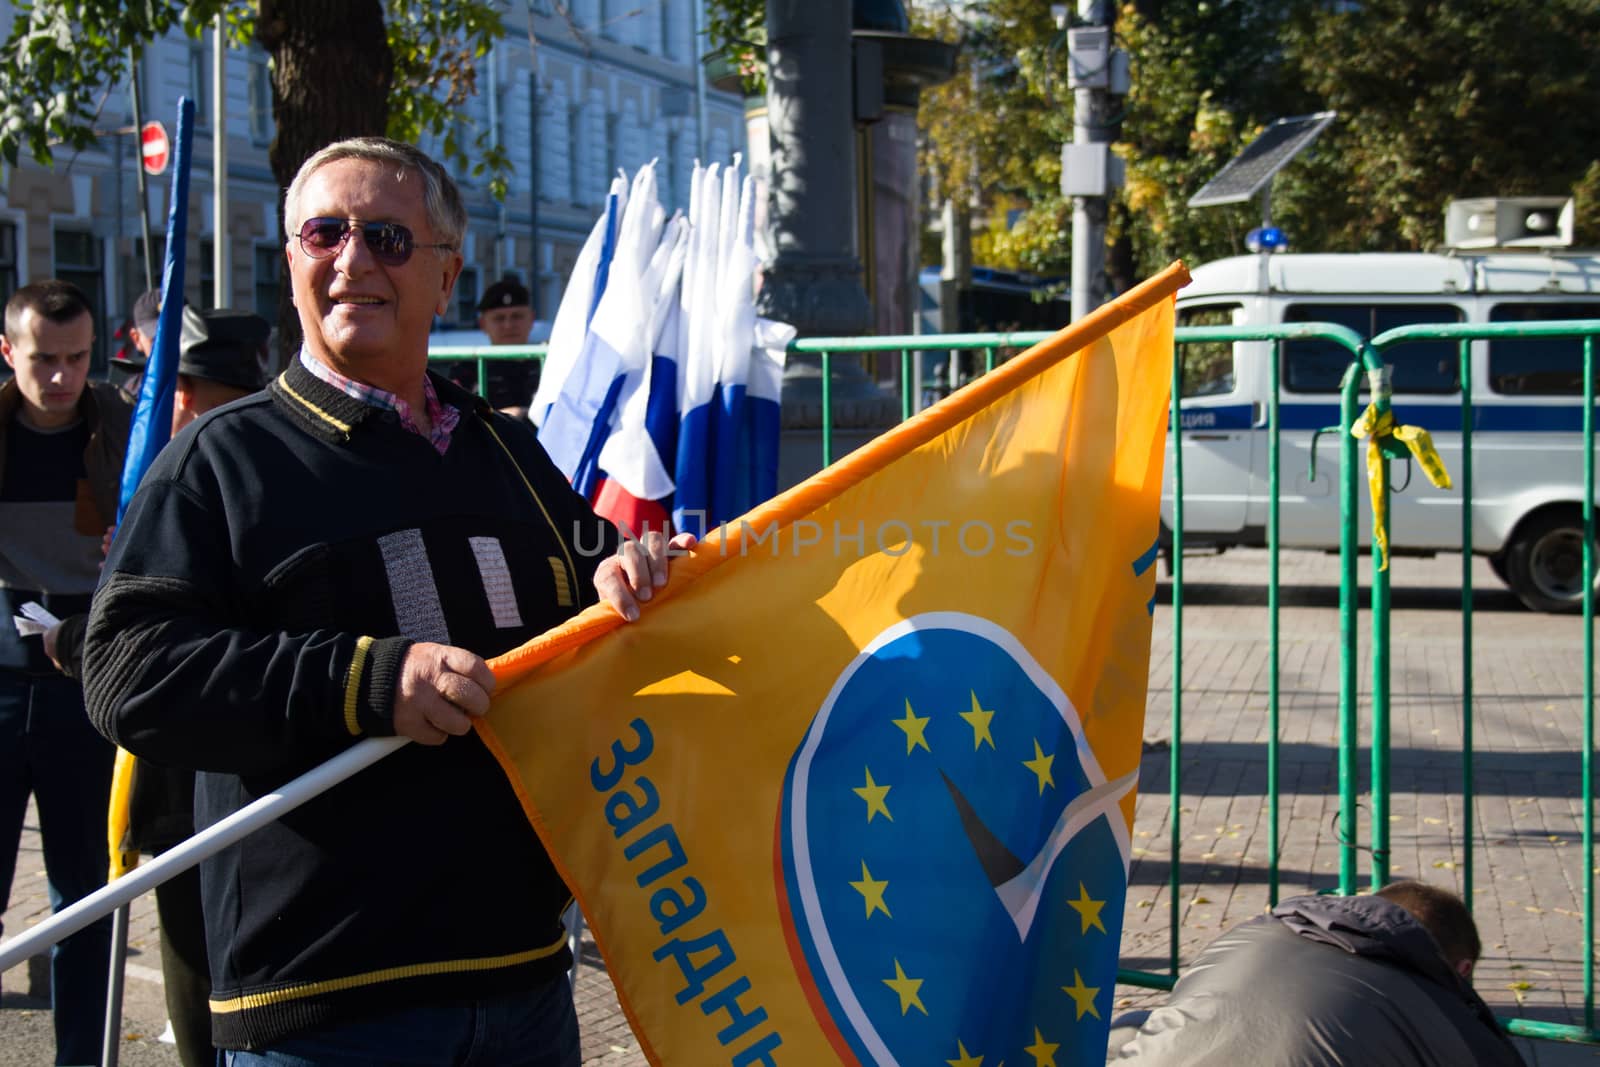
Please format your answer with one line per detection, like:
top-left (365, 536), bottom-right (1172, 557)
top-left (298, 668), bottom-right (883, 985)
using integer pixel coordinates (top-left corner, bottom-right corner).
top-left (254, 244), bottom-right (281, 326)
top-left (659, 0), bottom-right (675, 60)
top-left (1282, 302), bottom-right (1462, 394)
top-left (189, 43), bottom-right (210, 128)
top-left (0, 222), bottom-right (18, 310)
top-left (663, 130), bottom-right (680, 209)
top-left (54, 229), bottom-right (107, 372)
top-left (1177, 303), bottom-right (1241, 397)
top-left (248, 49), bottom-right (274, 146)
top-left (1488, 302), bottom-right (1600, 395)
top-left (127, 237), bottom-right (165, 300)
top-left (568, 105), bottom-right (583, 204)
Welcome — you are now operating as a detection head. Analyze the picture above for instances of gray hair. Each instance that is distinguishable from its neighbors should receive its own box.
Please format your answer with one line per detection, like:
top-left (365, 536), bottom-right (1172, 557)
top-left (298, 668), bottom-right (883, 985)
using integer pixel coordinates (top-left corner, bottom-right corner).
top-left (283, 137), bottom-right (466, 252)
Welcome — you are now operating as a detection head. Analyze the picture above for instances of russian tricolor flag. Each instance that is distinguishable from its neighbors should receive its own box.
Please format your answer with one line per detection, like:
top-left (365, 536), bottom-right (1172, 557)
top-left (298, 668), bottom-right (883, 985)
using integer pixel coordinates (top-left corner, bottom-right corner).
top-left (537, 157), bottom-right (792, 540)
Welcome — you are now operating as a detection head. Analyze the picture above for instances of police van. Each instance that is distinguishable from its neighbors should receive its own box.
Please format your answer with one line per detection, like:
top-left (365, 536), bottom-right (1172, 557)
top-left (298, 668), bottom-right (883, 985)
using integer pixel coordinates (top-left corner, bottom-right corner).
top-left (1170, 240), bottom-right (1600, 612)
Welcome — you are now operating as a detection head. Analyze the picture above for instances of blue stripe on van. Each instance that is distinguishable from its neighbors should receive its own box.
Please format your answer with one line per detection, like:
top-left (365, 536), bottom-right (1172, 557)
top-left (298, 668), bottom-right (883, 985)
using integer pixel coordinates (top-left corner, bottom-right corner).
top-left (1172, 401), bottom-right (1590, 433)
top-left (1178, 404), bottom-right (1254, 431)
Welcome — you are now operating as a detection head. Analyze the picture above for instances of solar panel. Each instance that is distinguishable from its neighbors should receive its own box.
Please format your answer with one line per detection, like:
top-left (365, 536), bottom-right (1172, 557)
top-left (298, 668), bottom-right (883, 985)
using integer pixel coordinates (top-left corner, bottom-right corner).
top-left (1187, 111), bottom-right (1337, 208)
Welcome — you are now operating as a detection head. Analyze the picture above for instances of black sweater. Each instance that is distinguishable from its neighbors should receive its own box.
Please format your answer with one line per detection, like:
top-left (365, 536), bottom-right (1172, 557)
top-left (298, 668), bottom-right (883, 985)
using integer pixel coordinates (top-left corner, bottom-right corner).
top-left (83, 360), bottom-right (619, 1049)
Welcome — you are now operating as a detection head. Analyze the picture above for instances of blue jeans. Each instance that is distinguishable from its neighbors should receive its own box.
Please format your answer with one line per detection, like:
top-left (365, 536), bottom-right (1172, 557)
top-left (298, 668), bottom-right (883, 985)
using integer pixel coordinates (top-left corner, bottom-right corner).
top-left (223, 976), bottom-right (581, 1067)
top-left (0, 670), bottom-right (115, 1066)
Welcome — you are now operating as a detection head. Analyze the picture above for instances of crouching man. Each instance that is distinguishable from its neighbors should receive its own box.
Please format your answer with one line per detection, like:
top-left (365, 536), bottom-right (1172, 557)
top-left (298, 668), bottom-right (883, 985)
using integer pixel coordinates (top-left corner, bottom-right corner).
top-left (1110, 881), bottom-right (1526, 1066)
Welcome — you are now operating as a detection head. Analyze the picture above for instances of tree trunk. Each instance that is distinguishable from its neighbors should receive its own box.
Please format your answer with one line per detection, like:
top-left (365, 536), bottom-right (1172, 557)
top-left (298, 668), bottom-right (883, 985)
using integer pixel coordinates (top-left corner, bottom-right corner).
top-left (257, 0), bottom-right (393, 366)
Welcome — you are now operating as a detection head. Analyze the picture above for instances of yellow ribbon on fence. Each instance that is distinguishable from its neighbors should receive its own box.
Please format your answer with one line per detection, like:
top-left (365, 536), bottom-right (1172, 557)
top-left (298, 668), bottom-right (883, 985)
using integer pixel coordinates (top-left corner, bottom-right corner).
top-left (1350, 404), bottom-right (1453, 572)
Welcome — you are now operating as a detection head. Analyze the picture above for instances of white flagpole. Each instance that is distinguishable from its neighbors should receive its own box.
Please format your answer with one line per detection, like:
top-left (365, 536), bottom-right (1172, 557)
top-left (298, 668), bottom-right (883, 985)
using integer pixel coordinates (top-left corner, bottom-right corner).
top-left (212, 14), bottom-right (229, 307)
top-left (0, 737), bottom-right (409, 973)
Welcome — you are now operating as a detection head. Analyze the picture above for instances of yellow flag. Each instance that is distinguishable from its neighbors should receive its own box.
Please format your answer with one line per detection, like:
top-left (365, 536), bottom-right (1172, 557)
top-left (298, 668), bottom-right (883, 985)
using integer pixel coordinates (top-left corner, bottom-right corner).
top-left (481, 262), bottom-right (1189, 1067)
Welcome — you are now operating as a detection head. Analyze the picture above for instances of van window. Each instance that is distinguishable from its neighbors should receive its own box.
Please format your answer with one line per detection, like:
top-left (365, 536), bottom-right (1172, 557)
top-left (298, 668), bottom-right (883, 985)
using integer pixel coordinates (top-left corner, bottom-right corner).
top-left (1488, 303), bottom-right (1600, 395)
top-left (1282, 303), bottom-right (1462, 394)
top-left (1177, 302), bottom-right (1241, 397)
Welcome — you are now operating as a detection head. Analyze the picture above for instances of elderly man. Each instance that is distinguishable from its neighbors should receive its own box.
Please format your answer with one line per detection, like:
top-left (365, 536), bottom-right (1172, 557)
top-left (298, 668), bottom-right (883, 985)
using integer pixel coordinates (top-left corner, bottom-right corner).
top-left (84, 138), bottom-right (675, 1066)
top-left (1, 278), bottom-right (128, 1065)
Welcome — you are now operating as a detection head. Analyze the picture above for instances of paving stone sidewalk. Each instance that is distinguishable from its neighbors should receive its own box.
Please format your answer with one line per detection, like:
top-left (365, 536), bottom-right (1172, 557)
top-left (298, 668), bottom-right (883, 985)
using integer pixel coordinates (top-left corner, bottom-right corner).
top-left (1116, 549), bottom-right (1596, 1065)
top-left (3, 549), bottom-right (1595, 1064)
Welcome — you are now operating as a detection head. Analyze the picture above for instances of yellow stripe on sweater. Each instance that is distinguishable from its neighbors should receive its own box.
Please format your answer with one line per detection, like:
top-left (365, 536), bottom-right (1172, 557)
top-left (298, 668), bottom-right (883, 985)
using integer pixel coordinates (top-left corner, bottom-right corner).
top-left (208, 933), bottom-right (570, 1015)
top-left (342, 636), bottom-right (375, 736)
top-left (277, 374), bottom-right (354, 434)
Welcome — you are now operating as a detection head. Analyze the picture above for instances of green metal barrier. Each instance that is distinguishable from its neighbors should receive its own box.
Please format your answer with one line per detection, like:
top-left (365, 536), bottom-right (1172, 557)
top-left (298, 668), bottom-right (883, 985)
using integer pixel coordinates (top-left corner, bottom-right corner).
top-left (429, 317), bottom-right (1600, 1045)
top-left (426, 344), bottom-right (548, 399)
top-left (787, 331), bottom-right (1039, 467)
top-left (1364, 319), bottom-right (1600, 1044)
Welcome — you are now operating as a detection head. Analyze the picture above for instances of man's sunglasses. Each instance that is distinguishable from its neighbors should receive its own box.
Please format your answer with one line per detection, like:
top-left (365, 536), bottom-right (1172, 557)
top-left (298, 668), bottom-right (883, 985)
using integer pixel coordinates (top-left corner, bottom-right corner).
top-left (295, 218), bottom-right (454, 267)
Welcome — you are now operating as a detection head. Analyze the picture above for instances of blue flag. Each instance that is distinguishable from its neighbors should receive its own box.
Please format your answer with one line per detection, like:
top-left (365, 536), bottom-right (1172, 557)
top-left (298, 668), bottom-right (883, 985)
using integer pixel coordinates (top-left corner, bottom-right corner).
top-left (117, 96), bottom-right (195, 523)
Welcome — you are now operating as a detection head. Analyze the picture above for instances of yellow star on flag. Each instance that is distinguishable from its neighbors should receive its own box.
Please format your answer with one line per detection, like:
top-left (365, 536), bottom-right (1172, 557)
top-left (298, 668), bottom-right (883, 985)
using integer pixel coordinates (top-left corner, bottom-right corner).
top-left (850, 861), bottom-right (891, 919)
top-left (946, 1039), bottom-right (984, 1067)
top-left (852, 767), bottom-right (892, 823)
top-left (893, 699), bottom-right (931, 754)
top-left (959, 690), bottom-right (996, 750)
top-left (1022, 738), bottom-right (1055, 794)
top-left (1023, 1026), bottom-right (1059, 1067)
top-left (1062, 969), bottom-right (1101, 1020)
top-left (1067, 882), bottom-right (1106, 934)
top-left (883, 959), bottom-right (928, 1016)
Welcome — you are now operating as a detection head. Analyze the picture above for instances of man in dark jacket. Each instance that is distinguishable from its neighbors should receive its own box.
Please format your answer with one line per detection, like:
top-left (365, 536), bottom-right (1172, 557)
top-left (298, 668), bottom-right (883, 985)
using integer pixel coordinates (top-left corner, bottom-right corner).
top-left (1, 278), bottom-right (130, 1065)
top-left (1111, 881), bottom-right (1526, 1066)
top-left (83, 137), bottom-right (677, 1065)
top-left (476, 274), bottom-right (538, 417)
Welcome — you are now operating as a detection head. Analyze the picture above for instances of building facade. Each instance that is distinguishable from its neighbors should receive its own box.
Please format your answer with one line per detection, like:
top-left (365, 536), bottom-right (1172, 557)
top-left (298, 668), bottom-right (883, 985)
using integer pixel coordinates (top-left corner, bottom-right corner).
top-left (0, 2), bottom-right (745, 369)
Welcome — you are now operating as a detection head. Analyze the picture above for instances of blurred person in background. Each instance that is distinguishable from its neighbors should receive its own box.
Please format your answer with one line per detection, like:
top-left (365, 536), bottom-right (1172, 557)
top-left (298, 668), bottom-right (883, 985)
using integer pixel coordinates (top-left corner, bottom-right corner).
top-left (0, 278), bottom-right (128, 1065)
top-left (476, 274), bottom-right (538, 419)
top-left (109, 288), bottom-right (162, 405)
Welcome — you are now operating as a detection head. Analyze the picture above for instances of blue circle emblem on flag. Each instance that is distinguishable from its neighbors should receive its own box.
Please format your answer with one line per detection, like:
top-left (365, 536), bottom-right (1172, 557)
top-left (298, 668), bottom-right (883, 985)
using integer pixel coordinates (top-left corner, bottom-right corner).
top-left (779, 612), bottom-right (1136, 1067)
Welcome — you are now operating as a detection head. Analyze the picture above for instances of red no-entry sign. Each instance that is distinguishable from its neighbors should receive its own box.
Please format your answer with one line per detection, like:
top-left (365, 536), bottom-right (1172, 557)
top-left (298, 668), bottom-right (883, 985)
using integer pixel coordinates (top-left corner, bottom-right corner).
top-left (140, 121), bottom-right (169, 175)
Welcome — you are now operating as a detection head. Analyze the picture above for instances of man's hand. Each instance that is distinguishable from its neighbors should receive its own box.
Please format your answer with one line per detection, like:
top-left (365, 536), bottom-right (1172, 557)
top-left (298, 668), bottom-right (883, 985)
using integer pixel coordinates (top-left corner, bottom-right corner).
top-left (43, 622), bottom-right (64, 671)
top-left (595, 529), bottom-right (697, 622)
top-left (391, 642), bottom-right (497, 745)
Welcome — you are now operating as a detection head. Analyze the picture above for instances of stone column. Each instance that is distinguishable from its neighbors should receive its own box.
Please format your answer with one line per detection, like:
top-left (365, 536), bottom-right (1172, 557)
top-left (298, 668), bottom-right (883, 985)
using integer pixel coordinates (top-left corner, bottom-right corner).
top-left (757, 0), bottom-right (872, 338)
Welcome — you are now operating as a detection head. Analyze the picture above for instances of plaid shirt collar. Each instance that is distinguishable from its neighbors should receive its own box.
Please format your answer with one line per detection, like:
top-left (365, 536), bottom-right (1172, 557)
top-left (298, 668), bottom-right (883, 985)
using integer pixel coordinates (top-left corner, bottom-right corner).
top-left (298, 348), bottom-right (460, 455)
